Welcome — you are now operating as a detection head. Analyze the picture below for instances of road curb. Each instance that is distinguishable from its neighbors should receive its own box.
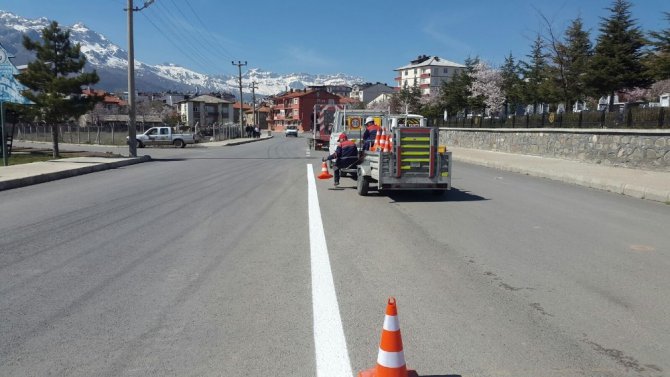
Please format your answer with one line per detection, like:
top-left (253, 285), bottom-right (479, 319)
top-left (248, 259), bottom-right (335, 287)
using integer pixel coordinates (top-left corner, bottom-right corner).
top-left (0, 155), bottom-right (152, 191)
top-left (222, 136), bottom-right (274, 146)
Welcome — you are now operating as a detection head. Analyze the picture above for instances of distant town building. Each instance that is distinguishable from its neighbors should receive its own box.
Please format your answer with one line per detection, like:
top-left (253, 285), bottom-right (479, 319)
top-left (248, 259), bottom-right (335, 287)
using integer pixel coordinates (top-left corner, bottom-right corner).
top-left (394, 55), bottom-right (465, 98)
top-left (267, 89), bottom-right (341, 132)
top-left (350, 82), bottom-right (394, 103)
top-left (177, 95), bottom-right (234, 128)
top-left (367, 92), bottom-right (394, 109)
top-left (82, 89), bottom-right (127, 112)
top-left (245, 104), bottom-right (271, 130)
top-left (232, 102), bottom-right (252, 124)
top-left (306, 84), bottom-right (352, 98)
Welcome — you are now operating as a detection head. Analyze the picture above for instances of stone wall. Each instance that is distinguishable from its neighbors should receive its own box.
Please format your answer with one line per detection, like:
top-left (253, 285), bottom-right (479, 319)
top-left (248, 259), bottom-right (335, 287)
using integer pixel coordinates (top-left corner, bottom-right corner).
top-left (440, 128), bottom-right (670, 172)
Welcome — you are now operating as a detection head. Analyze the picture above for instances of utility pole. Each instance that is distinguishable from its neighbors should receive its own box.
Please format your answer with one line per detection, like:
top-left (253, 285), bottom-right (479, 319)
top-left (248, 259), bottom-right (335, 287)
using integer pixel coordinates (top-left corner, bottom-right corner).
top-left (249, 81), bottom-right (258, 129)
top-left (232, 60), bottom-right (247, 136)
top-left (125, 0), bottom-right (154, 157)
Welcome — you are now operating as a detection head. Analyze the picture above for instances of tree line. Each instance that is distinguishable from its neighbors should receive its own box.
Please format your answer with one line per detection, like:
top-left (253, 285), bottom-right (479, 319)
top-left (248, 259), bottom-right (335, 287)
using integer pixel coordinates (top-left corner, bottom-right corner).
top-left (392, 0), bottom-right (670, 120)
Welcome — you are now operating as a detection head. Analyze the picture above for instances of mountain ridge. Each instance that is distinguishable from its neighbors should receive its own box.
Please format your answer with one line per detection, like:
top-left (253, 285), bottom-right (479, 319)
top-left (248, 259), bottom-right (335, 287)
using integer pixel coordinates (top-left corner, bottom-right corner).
top-left (0, 10), bottom-right (364, 96)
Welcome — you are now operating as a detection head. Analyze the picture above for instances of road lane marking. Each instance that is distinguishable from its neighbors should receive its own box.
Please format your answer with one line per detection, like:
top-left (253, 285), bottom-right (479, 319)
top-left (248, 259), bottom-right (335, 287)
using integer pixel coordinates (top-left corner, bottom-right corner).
top-left (307, 164), bottom-right (354, 377)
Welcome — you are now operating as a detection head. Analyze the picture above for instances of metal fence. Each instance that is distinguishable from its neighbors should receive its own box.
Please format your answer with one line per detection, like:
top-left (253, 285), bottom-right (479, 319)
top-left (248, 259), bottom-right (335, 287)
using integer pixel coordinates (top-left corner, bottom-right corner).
top-left (432, 107), bottom-right (669, 129)
top-left (14, 123), bottom-right (245, 145)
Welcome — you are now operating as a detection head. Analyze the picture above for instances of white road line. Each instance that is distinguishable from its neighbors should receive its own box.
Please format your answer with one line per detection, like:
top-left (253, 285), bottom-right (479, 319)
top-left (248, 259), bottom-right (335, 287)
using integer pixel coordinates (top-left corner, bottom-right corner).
top-left (307, 164), bottom-right (354, 377)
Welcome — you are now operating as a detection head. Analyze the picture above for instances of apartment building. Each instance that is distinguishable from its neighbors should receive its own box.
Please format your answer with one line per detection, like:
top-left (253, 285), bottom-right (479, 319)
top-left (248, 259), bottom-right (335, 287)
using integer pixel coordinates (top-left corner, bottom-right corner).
top-left (394, 55), bottom-right (466, 98)
top-left (268, 89), bottom-right (341, 132)
top-left (177, 95), bottom-right (233, 128)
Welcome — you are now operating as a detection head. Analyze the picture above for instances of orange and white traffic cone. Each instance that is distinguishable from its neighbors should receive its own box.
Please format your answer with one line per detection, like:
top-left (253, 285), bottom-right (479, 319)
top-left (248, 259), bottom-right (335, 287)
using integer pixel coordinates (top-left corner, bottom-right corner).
top-left (379, 128), bottom-right (387, 152)
top-left (372, 129), bottom-right (382, 151)
top-left (358, 297), bottom-right (418, 377)
top-left (317, 161), bottom-right (333, 179)
top-left (384, 131), bottom-right (393, 153)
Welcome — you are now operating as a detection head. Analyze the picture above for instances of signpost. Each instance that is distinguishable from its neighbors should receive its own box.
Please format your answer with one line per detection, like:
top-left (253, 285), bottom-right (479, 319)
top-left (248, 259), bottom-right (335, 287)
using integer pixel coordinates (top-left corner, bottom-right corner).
top-left (0, 43), bottom-right (33, 166)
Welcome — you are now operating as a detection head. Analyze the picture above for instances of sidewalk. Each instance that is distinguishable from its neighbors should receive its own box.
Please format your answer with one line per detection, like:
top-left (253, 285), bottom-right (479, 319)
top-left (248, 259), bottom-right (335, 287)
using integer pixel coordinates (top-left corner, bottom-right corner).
top-left (448, 146), bottom-right (670, 203)
top-left (0, 156), bottom-right (152, 191)
top-left (0, 135), bottom-right (273, 191)
top-left (1, 137), bottom-right (668, 203)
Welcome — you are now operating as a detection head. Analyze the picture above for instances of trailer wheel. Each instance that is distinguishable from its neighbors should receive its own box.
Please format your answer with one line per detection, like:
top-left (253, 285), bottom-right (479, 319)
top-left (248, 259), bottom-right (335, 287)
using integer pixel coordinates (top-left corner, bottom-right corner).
top-left (357, 173), bottom-right (369, 196)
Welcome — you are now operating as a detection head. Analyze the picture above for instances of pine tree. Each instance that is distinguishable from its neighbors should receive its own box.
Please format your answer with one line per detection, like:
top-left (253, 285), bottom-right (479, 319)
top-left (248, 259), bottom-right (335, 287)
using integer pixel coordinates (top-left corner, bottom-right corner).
top-left (500, 52), bottom-right (523, 115)
top-left (559, 18), bottom-right (593, 109)
top-left (586, 0), bottom-right (651, 112)
top-left (521, 35), bottom-right (555, 113)
top-left (439, 56), bottom-right (481, 117)
top-left (646, 11), bottom-right (670, 80)
top-left (17, 21), bottom-right (99, 157)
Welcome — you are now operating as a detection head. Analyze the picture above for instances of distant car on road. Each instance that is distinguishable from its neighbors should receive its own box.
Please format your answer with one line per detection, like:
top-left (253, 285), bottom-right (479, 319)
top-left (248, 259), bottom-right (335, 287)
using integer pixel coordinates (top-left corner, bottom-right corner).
top-left (285, 125), bottom-right (298, 137)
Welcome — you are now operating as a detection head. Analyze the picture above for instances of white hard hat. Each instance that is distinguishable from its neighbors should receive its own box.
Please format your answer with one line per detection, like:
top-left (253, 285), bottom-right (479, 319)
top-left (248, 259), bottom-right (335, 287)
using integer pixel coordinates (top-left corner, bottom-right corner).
top-left (365, 117), bottom-right (375, 124)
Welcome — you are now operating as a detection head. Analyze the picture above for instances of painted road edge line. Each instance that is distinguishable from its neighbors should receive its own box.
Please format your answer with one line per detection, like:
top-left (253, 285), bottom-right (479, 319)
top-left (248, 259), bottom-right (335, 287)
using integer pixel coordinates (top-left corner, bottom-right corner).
top-left (307, 164), bottom-right (354, 377)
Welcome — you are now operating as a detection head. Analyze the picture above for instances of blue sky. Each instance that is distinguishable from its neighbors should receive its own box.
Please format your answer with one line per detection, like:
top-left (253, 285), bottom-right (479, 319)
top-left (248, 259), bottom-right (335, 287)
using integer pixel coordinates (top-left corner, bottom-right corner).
top-left (3, 0), bottom-right (668, 84)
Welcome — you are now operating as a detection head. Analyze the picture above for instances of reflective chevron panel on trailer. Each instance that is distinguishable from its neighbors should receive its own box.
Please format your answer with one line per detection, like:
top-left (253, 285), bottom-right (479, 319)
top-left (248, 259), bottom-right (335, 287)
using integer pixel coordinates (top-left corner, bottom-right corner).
top-left (395, 127), bottom-right (436, 178)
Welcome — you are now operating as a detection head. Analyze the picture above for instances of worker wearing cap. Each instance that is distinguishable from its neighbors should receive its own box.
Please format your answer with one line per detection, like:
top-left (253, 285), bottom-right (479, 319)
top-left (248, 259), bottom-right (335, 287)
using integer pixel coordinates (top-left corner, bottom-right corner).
top-left (362, 117), bottom-right (381, 150)
top-left (322, 133), bottom-right (358, 186)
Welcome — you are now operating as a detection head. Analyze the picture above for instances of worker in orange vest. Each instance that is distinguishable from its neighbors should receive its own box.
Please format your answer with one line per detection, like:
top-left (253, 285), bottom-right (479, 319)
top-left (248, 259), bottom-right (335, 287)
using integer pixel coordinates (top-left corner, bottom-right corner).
top-left (362, 116), bottom-right (381, 150)
top-left (322, 133), bottom-right (358, 186)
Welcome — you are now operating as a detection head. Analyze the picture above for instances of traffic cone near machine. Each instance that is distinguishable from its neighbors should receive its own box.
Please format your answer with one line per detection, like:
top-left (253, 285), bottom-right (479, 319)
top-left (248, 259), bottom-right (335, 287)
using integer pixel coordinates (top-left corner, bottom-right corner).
top-left (379, 128), bottom-right (388, 152)
top-left (358, 297), bottom-right (418, 377)
top-left (385, 133), bottom-right (393, 153)
top-left (372, 129), bottom-right (383, 151)
top-left (317, 161), bottom-right (333, 179)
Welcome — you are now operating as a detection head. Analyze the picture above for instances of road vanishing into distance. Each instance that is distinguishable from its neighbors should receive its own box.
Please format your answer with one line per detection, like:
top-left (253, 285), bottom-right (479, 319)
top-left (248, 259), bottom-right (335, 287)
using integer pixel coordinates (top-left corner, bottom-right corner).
top-left (1, 135), bottom-right (668, 377)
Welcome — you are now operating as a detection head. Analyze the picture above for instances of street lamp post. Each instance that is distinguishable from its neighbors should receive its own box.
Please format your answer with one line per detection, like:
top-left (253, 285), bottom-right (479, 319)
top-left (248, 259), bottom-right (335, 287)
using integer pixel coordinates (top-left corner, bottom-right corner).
top-left (126, 0), bottom-right (154, 157)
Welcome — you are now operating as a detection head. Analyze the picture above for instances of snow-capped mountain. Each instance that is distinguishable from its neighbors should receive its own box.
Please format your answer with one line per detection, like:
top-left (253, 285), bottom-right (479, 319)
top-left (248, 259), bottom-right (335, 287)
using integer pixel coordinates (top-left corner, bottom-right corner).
top-left (0, 10), bottom-right (363, 95)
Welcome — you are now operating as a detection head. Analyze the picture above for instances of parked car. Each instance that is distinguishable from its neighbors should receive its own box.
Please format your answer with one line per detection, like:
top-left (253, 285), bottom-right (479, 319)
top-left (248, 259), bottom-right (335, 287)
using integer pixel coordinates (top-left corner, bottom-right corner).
top-left (128, 126), bottom-right (198, 148)
top-left (285, 125), bottom-right (298, 137)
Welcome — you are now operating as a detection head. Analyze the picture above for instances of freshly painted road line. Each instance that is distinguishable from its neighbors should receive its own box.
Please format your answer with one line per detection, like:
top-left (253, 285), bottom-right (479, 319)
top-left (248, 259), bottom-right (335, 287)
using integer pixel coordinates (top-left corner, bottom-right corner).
top-left (307, 164), bottom-right (353, 377)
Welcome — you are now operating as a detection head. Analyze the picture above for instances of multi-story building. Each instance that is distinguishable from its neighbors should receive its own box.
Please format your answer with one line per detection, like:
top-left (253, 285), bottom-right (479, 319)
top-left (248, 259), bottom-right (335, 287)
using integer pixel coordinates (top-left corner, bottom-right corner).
top-left (350, 82), bottom-right (395, 103)
top-left (307, 85), bottom-right (352, 98)
top-left (177, 95), bottom-right (233, 128)
top-left (268, 89), bottom-right (341, 132)
top-left (394, 55), bottom-right (465, 98)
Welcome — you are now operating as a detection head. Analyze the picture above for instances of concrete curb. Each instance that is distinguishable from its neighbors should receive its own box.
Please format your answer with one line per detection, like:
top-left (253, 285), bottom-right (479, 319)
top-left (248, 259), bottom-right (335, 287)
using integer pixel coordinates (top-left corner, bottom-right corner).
top-left (454, 155), bottom-right (670, 203)
top-left (0, 155), bottom-right (152, 191)
top-left (221, 135), bottom-right (274, 146)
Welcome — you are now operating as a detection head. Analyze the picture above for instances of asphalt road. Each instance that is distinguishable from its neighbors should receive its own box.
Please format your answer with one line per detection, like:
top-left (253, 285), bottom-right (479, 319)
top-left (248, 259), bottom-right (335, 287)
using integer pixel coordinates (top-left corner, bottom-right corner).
top-left (0, 135), bottom-right (668, 377)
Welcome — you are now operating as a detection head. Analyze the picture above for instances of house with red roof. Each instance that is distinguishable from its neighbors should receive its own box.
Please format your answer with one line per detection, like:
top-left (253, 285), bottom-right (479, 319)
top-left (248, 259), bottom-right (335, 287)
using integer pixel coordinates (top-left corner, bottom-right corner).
top-left (82, 89), bottom-right (127, 112)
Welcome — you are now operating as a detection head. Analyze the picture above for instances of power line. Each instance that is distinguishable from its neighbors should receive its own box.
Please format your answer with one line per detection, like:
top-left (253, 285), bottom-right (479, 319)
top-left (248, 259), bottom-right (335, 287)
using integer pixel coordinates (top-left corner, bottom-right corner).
top-left (151, 0), bottom-right (222, 71)
top-left (139, 12), bottom-right (214, 74)
top-left (159, 0), bottom-right (235, 75)
top-left (183, 0), bottom-right (236, 60)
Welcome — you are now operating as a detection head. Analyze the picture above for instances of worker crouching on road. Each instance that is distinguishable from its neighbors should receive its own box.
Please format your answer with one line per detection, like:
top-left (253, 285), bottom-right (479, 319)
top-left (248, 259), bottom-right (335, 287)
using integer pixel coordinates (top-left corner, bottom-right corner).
top-left (362, 116), bottom-right (381, 150)
top-left (323, 133), bottom-right (359, 186)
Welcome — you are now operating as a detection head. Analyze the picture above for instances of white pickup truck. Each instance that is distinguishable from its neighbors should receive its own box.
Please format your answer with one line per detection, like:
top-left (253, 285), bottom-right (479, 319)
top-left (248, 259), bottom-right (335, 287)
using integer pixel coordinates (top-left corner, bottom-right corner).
top-left (130, 127), bottom-right (198, 148)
